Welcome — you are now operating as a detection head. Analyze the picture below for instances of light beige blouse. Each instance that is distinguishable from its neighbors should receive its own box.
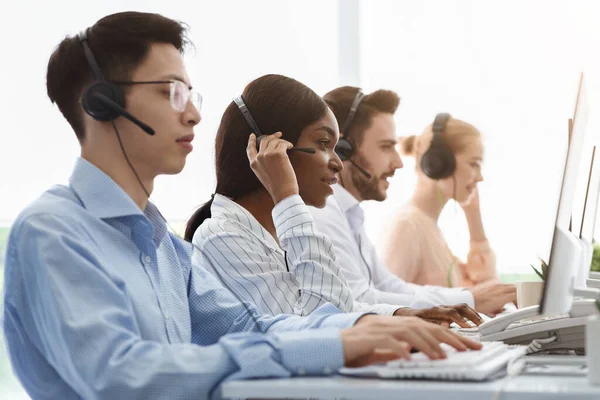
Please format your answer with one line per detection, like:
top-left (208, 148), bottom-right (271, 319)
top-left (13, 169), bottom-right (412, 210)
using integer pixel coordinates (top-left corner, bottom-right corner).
top-left (379, 204), bottom-right (497, 288)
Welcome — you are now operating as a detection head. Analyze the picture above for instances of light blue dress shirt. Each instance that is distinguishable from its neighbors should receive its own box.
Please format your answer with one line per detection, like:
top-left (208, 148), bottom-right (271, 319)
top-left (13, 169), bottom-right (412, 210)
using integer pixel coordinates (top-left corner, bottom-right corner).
top-left (2, 158), bottom-right (364, 400)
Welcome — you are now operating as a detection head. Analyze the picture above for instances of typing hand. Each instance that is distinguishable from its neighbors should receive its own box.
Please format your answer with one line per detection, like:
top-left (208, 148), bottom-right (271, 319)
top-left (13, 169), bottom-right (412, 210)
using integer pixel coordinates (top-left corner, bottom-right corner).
top-left (394, 303), bottom-right (484, 328)
top-left (341, 315), bottom-right (482, 367)
top-left (469, 280), bottom-right (517, 315)
top-left (246, 132), bottom-right (299, 204)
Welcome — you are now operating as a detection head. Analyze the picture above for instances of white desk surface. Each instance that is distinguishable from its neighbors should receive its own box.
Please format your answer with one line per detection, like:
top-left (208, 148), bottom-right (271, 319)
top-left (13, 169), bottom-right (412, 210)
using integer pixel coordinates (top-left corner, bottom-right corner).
top-left (222, 374), bottom-right (600, 399)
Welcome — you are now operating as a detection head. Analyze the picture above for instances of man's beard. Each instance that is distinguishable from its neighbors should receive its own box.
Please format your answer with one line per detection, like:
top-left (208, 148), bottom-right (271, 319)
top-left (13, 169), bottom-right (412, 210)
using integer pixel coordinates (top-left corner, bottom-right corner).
top-left (350, 154), bottom-right (389, 202)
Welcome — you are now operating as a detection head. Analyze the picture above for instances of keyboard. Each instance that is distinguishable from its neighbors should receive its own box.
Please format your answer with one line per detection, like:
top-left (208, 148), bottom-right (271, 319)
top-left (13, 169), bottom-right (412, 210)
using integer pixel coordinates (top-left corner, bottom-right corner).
top-left (339, 341), bottom-right (526, 381)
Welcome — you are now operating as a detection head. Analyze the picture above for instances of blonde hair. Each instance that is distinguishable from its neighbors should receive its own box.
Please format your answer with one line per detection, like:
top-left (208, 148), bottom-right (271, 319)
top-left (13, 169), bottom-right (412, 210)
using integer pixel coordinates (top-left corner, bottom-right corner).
top-left (401, 117), bottom-right (482, 169)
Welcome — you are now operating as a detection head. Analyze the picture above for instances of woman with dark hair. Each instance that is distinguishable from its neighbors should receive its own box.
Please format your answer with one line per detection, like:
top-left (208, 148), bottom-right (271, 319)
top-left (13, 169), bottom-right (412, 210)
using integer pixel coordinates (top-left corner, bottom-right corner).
top-left (185, 74), bottom-right (379, 316)
top-left (184, 74), bottom-right (482, 328)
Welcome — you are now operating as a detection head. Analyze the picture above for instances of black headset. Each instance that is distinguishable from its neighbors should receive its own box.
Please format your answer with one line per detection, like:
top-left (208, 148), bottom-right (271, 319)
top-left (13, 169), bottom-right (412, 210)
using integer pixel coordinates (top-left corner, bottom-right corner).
top-left (233, 95), bottom-right (315, 154)
top-left (334, 90), bottom-right (371, 179)
top-left (420, 113), bottom-right (456, 180)
top-left (79, 29), bottom-right (154, 135)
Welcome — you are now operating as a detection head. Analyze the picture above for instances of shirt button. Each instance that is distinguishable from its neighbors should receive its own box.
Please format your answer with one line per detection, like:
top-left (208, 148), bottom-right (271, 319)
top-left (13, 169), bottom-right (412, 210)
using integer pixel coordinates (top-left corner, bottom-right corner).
top-left (164, 313), bottom-right (169, 320)
top-left (323, 367), bottom-right (332, 374)
top-left (297, 368), bottom-right (306, 376)
top-left (143, 255), bottom-right (151, 264)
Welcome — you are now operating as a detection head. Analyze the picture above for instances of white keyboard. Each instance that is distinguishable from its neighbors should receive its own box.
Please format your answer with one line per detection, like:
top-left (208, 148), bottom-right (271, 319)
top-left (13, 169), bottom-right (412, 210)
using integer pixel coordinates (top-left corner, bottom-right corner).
top-left (339, 341), bottom-right (526, 381)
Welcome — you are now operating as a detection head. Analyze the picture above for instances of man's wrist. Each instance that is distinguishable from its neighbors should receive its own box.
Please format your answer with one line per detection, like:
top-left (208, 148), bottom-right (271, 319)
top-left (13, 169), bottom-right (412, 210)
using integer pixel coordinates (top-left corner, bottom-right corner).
top-left (393, 307), bottom-right (415, 317)
top-left (354, 313), bottom-right (378, 326)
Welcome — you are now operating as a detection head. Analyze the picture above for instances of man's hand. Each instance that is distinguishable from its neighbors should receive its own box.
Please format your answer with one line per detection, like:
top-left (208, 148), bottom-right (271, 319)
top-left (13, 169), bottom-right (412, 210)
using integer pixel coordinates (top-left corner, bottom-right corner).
top-left (246, 132), bottom-right (299, 204)
top-left (394, 303), bottom-right (483, 328)
top-left (469, 280), bottom-right (517, 315)
top-left (341, 315), bottom-right (482, 368)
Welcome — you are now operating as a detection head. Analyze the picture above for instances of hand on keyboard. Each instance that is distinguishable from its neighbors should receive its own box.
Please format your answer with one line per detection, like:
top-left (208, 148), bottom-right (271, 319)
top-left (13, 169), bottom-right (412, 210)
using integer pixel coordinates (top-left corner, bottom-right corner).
top-left (379, 342), bottom-right (525, 380)
top-left (394, 303), bottom-right (484, 328)
top-left (340, 341), bottom-right (526, 381)
top-left (343, 315), bottom-right (482, 367)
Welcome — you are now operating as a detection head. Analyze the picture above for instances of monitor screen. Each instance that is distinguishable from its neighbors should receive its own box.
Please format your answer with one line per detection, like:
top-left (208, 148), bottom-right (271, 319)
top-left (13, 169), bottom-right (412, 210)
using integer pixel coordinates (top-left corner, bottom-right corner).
top-left (540, 73), bottom-right (589, 316)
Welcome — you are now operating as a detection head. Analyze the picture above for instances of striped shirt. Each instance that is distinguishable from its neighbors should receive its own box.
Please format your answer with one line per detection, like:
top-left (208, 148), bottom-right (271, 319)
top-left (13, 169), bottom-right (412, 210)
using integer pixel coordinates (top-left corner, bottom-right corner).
top-left (192, 194), bottom-right (400, 316)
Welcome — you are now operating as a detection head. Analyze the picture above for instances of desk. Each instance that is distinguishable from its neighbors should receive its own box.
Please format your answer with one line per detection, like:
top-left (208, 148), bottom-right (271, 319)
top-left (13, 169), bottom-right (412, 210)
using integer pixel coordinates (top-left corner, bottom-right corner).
top-left (222, 375), bottom-right (600, 399)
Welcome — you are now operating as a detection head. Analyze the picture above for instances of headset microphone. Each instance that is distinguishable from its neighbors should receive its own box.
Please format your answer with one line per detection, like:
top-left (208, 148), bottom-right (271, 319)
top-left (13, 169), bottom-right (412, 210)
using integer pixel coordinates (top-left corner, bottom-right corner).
top-left (89, 92), bottom-right (155, 135)
top-left (256, 135), bottom-right (316, 154)
top-left (234, 96), bottom-right (316, 155)
top-left (346, 157), bottom-right (372, 179)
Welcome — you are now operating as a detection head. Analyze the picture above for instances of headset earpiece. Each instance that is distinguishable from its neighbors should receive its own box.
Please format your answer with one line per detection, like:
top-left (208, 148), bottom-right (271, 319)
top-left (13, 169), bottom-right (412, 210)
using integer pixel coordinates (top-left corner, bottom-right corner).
top-left (81, 81), bottom-right (125, 121)
top-left (335, 90), bottom-right (364, 161)
top-left (421, 113), bottom-right (456, 180)
top-left (79, 30), bottom-right (126, 123)
top-left (334, 138), bottom-right (354, 161)
top-left (333, 90), bottom-right (372, 179)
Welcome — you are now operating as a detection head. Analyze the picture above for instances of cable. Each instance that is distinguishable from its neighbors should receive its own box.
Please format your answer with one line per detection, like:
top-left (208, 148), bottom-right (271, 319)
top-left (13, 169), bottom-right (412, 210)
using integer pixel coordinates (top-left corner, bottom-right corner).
top-left (111, 122), bottom-right (266, 333)
top-left (525, 336), bottom-right (558, 355)
top-left (491, 354), bottom-right (526, 400)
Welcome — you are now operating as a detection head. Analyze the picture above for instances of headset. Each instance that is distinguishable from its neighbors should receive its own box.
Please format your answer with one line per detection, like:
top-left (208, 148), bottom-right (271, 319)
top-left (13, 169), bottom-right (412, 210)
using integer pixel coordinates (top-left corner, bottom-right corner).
top-left (79, 29), bottom-right (154, 135)
top-left (233, 96), bottom-right (315, 154)
top-left (334, 90), bottom-right (372, 179)
top-left (420, 113), bottom-right (456, 180)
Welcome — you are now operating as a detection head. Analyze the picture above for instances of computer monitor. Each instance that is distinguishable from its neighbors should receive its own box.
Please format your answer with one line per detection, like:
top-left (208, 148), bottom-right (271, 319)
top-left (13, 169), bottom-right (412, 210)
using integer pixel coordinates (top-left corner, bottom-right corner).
top-left (566, 73), bottom-right (594, 289)
top-left (540, 73), bottom-right (589, 316)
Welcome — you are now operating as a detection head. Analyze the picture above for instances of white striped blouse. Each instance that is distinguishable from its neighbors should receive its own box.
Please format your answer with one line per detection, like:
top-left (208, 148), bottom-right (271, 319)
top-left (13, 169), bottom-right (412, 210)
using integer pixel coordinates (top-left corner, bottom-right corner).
top-left (192, 194), bottom-right (400, 317)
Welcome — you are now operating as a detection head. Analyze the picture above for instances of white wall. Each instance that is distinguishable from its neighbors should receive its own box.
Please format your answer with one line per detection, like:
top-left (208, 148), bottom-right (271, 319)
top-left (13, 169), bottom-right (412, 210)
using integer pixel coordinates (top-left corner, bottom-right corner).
top-left (0, 0), bottom-right (338, 226)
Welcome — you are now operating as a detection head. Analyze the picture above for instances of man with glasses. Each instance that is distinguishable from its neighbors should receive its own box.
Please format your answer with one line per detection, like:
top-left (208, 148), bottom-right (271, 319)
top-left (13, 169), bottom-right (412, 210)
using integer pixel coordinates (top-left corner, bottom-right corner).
top-left (2, 11), bottom-right (479, 400)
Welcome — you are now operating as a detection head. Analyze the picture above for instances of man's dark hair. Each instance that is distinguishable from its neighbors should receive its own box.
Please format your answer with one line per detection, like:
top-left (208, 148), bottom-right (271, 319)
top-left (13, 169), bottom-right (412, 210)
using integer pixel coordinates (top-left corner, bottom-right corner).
top-left (46, 11), bottom-right (189, 141)
top-left (324, 86), bottom-right (400, 146)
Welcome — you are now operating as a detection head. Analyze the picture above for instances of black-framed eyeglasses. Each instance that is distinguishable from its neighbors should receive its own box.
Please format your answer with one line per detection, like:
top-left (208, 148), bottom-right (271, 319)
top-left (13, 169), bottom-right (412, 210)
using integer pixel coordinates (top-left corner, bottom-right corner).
top-left (111, 80), bottom-right (202, 113)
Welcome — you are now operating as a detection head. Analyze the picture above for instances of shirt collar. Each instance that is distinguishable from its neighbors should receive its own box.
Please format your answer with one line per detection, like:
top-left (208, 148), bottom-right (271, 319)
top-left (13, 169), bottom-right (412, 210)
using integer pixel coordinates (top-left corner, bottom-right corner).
top-left (332, 184), bottom-right (364, 233)
top-left (211, 194), bottom-right (280, 250)
top-left (69, 157), bottom-right (167, 244)
top-left (69, 157), bottom-right (144, 220)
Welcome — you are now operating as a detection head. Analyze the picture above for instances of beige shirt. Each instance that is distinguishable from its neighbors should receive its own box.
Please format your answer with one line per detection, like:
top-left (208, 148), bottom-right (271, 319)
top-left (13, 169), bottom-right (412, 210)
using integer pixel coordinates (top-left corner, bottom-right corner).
top-left (378, 204), bottom-right (497, 288)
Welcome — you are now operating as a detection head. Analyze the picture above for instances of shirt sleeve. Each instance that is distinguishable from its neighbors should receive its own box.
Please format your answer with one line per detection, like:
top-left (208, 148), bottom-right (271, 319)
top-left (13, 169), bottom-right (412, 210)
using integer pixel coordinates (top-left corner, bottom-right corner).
top-left (3, 214), bottom-right (351, 400)
top-left (188, 252), bottom-right (365, 343)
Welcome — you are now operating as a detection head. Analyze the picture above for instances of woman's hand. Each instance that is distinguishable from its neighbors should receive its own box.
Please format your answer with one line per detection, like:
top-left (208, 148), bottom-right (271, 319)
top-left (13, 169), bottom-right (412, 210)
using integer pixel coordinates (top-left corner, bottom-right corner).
top-left (246, 132), bottom-right (299, 204)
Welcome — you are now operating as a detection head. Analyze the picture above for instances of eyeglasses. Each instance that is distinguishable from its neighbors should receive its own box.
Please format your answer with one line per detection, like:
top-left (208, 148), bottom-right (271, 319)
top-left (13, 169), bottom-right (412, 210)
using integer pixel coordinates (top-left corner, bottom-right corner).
top-left (111, 79), bottom-right (202, 113)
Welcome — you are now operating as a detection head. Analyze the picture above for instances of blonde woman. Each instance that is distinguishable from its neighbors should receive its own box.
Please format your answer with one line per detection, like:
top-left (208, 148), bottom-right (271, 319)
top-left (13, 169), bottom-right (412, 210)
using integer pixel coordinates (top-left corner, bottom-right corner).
top-left (380, 114), bottom-right (498, 289)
